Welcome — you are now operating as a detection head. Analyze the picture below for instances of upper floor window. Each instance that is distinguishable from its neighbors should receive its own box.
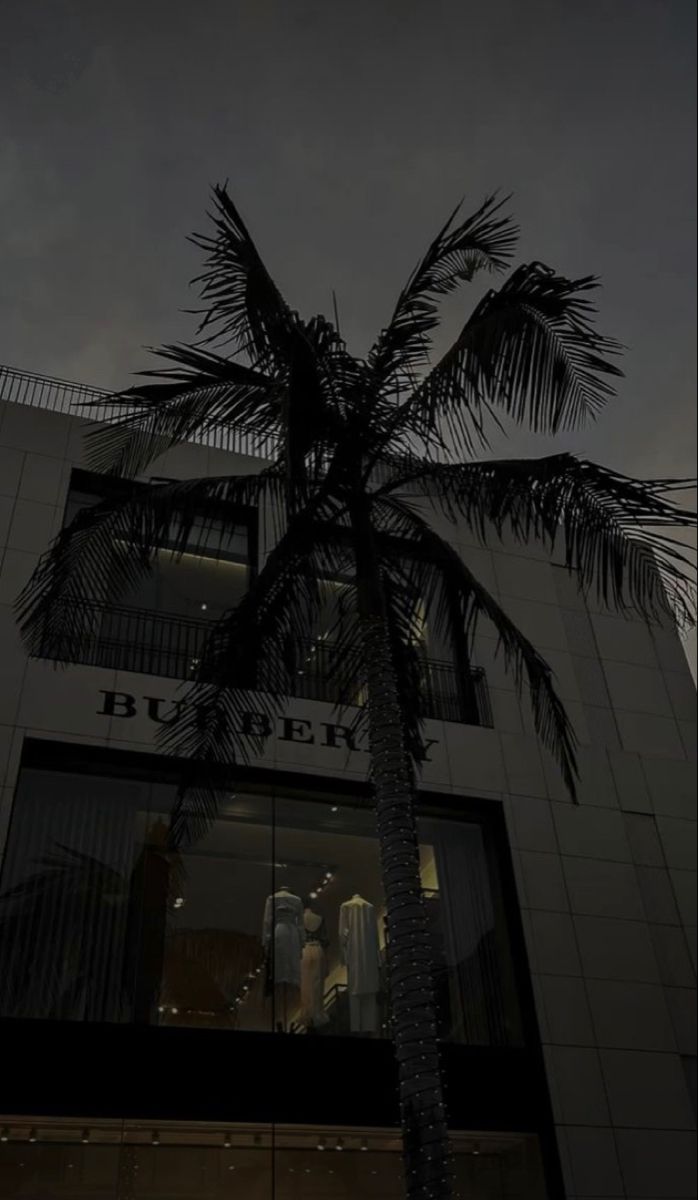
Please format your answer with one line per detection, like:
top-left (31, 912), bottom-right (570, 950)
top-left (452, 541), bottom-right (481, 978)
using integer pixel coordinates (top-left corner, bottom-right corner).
top-left (63, 469), bottom-right (256, 623)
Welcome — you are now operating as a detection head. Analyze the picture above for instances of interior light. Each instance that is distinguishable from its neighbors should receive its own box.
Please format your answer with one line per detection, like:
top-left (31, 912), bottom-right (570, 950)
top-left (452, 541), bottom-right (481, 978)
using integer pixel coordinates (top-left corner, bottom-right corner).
top-left (223, 1133), bottom-right (232, 1149)
top-left (200, 602), bottom-right (208, 611)
top-left (0, 1128), bottom-right (9, 1143)
top-left (28, 1129), bottom-right (37, 1144)
top-left (330, 806), bottom-right (339, 813)
top-left (360, 1137), bottom-right (368, 1151)
top-left (151, 1132), bottom-right (160, 1147)
top-left (335, 1138), bottom-right (344, 1151)
top-left (81, 1130), bottom-right (90, 1144)
top-left (472, 1142), bottom-right (480, 1156)
top-left (317, 1137), bottom-right (326, 1151)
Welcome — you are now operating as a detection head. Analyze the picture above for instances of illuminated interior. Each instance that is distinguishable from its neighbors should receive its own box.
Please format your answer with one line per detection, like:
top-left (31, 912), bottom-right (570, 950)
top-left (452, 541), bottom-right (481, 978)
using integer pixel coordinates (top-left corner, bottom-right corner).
top-left (0, 776), bottom-right (522, 1047)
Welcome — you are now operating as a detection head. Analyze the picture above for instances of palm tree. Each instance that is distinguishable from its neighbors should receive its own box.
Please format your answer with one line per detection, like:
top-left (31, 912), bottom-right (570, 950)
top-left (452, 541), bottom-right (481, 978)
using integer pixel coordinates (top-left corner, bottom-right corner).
top-left (17, 187), bottom-right (696, 1200)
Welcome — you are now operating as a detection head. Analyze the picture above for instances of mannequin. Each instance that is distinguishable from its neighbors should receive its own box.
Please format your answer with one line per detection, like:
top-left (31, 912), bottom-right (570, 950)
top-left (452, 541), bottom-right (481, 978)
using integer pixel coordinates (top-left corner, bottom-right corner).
top-left (338, 894), bottom-right (381, 1034)
top-left (262, 885), bottom-right (304, 1031)
top-left (300, 898), bottom-right (330, 1030)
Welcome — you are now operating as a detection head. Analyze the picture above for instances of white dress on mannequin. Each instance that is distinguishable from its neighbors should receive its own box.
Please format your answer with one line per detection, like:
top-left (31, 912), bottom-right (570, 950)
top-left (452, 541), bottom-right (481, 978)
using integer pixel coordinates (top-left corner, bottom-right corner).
top-left (262, 888), bottom-right (304, 988)
top-left (338, 895), bottom-right (381, 1033)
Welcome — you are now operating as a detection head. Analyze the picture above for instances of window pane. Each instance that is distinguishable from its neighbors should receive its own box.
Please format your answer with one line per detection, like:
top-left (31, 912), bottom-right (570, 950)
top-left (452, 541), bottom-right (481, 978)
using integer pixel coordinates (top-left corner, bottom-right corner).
top-left (0, 768), bottom-right (522, 1047)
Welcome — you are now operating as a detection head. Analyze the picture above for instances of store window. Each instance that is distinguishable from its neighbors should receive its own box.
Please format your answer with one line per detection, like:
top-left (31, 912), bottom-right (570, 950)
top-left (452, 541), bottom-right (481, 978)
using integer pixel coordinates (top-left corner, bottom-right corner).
top-left (0, 1119), bottom-right (549, 1198)
top-left (0, 763), bottom-right (522, 1047)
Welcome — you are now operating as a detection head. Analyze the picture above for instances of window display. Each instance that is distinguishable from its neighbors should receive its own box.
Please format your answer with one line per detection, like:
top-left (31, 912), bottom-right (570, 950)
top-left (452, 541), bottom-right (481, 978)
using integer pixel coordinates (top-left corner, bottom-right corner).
top-left (0, 764), bottom-right (523, 1047)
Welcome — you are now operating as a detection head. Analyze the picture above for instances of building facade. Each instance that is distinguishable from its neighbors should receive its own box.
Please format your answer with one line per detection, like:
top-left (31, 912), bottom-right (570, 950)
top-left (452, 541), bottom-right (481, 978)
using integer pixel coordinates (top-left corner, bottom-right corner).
top-left (0, 365), bottom-right (696, 1199)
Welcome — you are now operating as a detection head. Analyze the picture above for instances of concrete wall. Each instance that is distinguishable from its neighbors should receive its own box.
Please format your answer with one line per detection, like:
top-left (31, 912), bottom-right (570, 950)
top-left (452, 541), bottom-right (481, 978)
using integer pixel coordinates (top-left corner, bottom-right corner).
top-left (1, 395), bottom-right (696, 1198)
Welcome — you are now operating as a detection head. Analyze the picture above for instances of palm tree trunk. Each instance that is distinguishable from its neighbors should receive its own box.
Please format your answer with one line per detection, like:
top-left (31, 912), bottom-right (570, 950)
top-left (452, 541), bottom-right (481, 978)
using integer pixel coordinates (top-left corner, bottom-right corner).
top-left (361, 612), bottom-right (453, 1200)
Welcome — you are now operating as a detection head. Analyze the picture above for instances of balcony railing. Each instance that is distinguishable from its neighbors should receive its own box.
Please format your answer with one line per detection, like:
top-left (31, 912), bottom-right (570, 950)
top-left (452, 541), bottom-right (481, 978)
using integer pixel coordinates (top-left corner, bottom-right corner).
top-left (0, 363), bottom-right (280, 461)
top-left (38, 600), bottom-right (493, 728)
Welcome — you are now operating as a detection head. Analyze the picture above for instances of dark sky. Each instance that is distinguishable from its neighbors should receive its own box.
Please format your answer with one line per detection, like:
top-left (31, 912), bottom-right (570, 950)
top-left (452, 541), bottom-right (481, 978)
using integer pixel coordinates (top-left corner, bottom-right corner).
top-left (2, 0), bottom-right (696, 660)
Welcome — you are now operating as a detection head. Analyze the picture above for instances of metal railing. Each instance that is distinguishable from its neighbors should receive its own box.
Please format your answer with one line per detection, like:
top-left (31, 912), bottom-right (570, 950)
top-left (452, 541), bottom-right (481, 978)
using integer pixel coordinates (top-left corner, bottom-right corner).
top-left (0, 363), bottom-right (281, 461)
top-left (39, 599), bottom-right (492, 728)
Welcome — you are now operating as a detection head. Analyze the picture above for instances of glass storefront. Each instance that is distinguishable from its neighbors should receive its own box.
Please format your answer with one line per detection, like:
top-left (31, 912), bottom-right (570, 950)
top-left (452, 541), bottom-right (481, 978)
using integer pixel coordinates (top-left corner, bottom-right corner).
top-left (0, 764), bottom-right (522, 1047)
top-left (0, 1119), bottom-right (548, 1198)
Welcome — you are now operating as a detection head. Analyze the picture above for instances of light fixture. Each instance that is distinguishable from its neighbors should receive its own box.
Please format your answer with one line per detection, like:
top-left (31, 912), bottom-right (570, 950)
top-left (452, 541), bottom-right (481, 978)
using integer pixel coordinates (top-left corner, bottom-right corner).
top-left (81, 1129), bottom-right (90, 1144)
top-left (335, 1138), bottom-right (344, 1152)
top-left (316, 1137), bottom-right (326, 1151)
top-left (28, 1129), bottom-right (37, 1144)
top-left (360, 1137), bottom-right (368, 1151)
top-left (471, 1142), bottom-right (480, 1156)
top-left (223, 1133), bottom-right (232, 1149)
top-left (200, 603), bottom-right (208, 611)
top-left (330, 806), bottom-right (339, 813)
top-left (151, 1132), bottom-right (160, 1147)
top-left (0, 1128), bottom-right (9, 1143)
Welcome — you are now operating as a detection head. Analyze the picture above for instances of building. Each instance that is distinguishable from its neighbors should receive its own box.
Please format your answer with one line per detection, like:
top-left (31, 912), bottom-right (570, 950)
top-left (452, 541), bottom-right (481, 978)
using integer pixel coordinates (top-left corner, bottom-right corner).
top-left (0, 363), bottom-right (696, 1199)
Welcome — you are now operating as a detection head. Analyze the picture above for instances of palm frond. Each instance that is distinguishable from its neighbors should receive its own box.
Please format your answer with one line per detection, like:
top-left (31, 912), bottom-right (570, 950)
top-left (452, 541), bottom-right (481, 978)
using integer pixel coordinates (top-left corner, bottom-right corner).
top-left (403, 263), bottom-right (623, 454)
top-left (15, 468), bottom-right (285, 662)
top-left (158, 495), bottom-right (350, 845)
top-left (83, 344), bottom-right (285, 477)
top-left (380, 453), bottom-right (697, 627)
top-left (369, 194), bottom-right (518, 392)
top-left (374, 495), bottom-right (579, 798)
top-left (188, 183), bottom-right (291, 359)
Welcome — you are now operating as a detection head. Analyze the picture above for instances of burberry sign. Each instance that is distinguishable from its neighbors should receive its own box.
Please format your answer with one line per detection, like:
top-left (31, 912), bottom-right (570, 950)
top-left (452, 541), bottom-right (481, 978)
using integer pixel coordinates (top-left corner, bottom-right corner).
top-left (96, 690), bottom-right (439, 762)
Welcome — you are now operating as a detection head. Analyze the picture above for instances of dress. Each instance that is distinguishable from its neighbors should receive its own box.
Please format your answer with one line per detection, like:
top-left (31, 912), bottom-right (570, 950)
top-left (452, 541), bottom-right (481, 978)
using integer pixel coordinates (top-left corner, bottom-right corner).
top-left (300, 911), bottom-right (329, 1028)
top-left (262, 890), bottom-right (304, 988)
top-left (338, 895), bottom-right (381, 1033)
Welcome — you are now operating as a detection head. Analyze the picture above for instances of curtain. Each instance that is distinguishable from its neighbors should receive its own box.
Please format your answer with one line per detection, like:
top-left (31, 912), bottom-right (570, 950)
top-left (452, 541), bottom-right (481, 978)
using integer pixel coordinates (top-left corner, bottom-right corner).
top-left (0, 769), bottom-right (142, 1022)
top-left (431, 822), bottom-right (508, 1046)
